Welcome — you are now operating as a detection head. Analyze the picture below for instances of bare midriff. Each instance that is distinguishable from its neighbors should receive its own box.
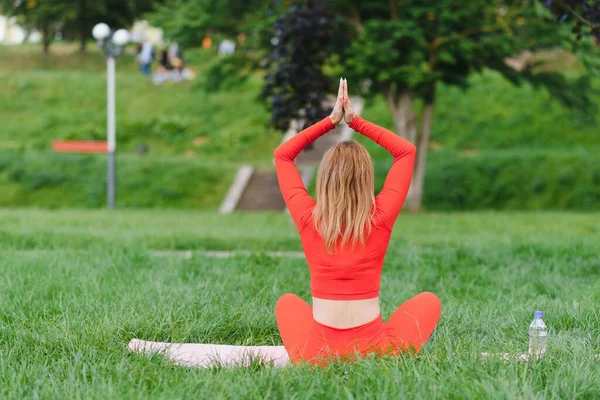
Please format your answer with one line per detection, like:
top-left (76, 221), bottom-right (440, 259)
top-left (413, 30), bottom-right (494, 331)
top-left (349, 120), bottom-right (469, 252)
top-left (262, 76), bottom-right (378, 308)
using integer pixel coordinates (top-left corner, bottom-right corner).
top-left (312, 297), bottom-right (381, 329)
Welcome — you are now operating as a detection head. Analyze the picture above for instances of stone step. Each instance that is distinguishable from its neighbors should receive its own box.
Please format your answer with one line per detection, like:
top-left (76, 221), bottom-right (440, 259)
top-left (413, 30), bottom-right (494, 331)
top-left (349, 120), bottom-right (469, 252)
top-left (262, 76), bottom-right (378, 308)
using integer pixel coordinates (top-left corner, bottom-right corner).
top-left (236, 170), bottom-right (286, 211)
top-left (295, 124), bottom-right (345, 165)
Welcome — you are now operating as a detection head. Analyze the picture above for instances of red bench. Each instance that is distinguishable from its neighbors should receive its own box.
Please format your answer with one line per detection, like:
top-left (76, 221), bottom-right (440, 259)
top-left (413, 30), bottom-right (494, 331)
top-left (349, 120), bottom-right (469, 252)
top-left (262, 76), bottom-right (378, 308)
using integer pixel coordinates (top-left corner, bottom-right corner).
top-left (52, 140), bottom-right (108, 153)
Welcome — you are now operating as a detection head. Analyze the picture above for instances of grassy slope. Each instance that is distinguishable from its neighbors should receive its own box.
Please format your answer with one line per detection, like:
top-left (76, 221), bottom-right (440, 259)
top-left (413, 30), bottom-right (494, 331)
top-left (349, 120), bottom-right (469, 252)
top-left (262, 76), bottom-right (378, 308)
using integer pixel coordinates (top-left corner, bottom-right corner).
top-left (0, 44), bottom-right (281, 162)
top-left (1, 44), bottom-right (598, 210)
top-left (1, 44), bottom-right (598, 160)
top-left (0, 210), bottom-right (599, 398)
top-left (360, 71), bottom-right (599, 155)
top-left (0, 45), bottom-right (274, 208)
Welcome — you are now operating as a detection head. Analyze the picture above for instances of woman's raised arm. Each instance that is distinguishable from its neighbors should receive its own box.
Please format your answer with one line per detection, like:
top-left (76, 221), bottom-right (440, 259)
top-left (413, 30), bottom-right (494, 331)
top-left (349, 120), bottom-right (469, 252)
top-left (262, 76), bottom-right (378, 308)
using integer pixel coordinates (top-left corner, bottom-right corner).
top-left (274, 79), bottom-right (345, 228)
top-left (274, 117), bottom-right (335, 227)
top-left (349, 116), bottom-right (416, 228)
top-left (343, 79), bottom-right (416, 228)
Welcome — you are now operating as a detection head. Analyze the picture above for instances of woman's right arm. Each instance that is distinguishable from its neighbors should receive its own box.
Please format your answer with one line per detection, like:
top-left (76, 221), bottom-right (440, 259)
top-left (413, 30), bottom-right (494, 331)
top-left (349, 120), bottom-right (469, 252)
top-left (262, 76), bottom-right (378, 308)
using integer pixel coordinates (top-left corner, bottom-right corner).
top-left (274, 79), bottom-right (345, 228)
top-left (274, 117), bottom-right (336, 228)
top-left (349, 116), bottom-right (416, 227)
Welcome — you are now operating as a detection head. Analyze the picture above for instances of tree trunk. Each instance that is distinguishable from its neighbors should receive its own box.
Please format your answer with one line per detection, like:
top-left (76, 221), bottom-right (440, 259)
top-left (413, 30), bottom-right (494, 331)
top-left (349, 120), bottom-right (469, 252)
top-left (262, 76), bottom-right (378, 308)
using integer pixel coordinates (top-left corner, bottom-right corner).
top-left (79, 24), bottom-right (87, 52)
top-left (386, 91), bottom-right (416, 142)
top-left (386, 87), bottom-right (435, 212)
top-left (42, 25), bottom-right (51, 56)
top-left (400, 93), bottom-right (417, 143)
top-left (390, 0), bottom-right (399, 20)
top-left (78, 0), bottom-right (87, 52)
top-left (79, 33), bottom-right (87, 52)
top-left (405, 101), bottom-right (434, 212)
top-left (349, 9), bottom-right (364, 33)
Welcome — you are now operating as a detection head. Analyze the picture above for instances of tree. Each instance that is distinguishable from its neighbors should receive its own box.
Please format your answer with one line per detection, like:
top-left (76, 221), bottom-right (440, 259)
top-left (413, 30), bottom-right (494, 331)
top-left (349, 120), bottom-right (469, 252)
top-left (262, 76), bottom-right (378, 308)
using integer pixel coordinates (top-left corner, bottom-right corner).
top-left (148, 0), bottom-right (346, 132)
top-left (539, 0), bottom-right (600, 39)
top-left (61, 0), bottom-right (105, 52)
top-left (343, 0), bottom-right (597, 211)
top-left (0, 0), bottom-right (161, 54)
top-left (63, 0), bottom-right (160, 52)
top-left (148, 0), bottom-right (268, 47)
top-left (0, 0), bottom-right (70, 54)
top-left (260, 1), bottom-right (338, 132)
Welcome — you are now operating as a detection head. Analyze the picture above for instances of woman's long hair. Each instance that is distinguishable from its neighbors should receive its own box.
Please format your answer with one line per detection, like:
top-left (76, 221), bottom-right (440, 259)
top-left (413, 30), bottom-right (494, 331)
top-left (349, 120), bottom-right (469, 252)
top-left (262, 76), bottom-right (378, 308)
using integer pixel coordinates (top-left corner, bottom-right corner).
top-left (313, 140), bottom-right (375, 253)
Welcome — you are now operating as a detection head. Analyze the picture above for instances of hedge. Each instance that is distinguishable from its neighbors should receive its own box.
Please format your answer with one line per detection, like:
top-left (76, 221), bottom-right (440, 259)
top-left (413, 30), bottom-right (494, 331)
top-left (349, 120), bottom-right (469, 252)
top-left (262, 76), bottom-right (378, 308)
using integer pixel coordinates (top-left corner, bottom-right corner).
top-left (1, 149), bottom-right (598, 210)
top-left (0, 152), bottom-right (235, 209)
top-left (364, 149), bottom-right (598, 211)
top-left (421, 149), bottom-right (599, 210)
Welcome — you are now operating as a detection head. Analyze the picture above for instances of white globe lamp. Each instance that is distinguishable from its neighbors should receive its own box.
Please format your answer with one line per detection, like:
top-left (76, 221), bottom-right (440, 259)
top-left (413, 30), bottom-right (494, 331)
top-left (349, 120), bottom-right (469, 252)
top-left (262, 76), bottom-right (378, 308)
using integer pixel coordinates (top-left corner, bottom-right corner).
top-left (92, 23), bottom-right (110, 41)
top-left (112, 29), bottom-right (130, 47)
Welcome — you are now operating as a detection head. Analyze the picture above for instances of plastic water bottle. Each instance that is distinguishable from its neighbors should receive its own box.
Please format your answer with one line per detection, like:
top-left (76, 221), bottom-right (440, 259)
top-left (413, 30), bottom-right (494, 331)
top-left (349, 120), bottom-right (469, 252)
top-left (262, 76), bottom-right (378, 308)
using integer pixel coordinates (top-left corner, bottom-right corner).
top-left (528, 311), bottom-right (547, 359)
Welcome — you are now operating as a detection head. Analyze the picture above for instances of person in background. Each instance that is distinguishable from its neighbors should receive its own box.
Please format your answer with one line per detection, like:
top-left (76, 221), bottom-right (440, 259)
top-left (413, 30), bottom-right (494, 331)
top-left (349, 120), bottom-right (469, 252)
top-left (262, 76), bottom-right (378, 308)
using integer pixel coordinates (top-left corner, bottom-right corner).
top-left (137, 40), bottom-right (154, 77)
top-left (218, 39), bottom-right (236, 56)
top-left (168, 42), bottom-right (184, 82)
top-left (168, 43), bottom-right (182, 65)
top-left (237, 33), bottom-right (246, 46)
top-left (159, 48), bottom-right (171, 71)
top-left (202, 29), bottom-right (213, 49)
top-left (153, 48), bottom-right (171, 85)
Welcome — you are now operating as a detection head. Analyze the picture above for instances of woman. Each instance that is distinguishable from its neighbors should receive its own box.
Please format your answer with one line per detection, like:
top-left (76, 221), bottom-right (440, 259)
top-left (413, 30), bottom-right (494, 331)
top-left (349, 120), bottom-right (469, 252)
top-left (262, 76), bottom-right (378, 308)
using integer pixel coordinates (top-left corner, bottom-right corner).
top-left (137, 40), bottom-right (154, 77)
top-left (128, 79), bottom-right (441, 367)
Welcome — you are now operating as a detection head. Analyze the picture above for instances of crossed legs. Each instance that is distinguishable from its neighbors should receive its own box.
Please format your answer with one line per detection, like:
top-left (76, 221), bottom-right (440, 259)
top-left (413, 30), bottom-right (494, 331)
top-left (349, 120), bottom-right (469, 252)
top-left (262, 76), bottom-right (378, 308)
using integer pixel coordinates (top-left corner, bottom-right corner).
top-left (128, 292), bottom-right (441, 367)
top-left (274, 291), bottom-right (441, 363)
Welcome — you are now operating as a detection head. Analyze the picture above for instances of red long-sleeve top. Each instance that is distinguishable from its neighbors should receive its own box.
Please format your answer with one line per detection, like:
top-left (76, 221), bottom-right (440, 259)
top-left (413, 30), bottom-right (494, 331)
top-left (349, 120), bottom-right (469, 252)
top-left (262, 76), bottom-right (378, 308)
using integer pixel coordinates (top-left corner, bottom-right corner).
top-left (274, 116), bottom-right (416, 300)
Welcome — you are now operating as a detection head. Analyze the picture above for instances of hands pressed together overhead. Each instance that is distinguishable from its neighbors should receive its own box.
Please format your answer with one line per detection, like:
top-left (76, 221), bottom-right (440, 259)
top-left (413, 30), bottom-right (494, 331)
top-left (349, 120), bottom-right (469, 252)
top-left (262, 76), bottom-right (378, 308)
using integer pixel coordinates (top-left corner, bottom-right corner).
top-left (329, 78), bottom-right (356, 126)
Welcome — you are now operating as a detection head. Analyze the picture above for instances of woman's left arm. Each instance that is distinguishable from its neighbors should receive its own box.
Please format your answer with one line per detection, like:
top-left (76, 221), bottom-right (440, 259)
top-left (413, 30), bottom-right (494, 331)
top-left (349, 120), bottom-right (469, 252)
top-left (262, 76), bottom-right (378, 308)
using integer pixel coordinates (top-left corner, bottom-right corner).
top-left (274, 117), bottom-right (336, 227)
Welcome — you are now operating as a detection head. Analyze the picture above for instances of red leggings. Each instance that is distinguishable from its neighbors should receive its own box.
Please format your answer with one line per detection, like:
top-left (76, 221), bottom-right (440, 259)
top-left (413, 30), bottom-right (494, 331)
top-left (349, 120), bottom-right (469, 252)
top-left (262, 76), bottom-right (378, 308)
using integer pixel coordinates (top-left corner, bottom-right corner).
top-left (275, 292), bottom-right (441, 365)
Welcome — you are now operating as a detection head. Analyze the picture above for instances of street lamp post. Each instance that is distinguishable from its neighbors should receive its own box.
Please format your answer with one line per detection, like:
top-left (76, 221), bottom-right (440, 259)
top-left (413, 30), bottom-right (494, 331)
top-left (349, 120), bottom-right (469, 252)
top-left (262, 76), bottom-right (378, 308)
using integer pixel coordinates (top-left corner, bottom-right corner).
top-left (92, 23), bottom-right (130, 209)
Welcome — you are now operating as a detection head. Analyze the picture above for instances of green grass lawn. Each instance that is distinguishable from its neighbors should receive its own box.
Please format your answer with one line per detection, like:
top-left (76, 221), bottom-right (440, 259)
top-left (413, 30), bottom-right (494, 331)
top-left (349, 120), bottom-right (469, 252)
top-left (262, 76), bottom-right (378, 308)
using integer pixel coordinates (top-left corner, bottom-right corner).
top-left (1, 210), bottom-right (599, 398)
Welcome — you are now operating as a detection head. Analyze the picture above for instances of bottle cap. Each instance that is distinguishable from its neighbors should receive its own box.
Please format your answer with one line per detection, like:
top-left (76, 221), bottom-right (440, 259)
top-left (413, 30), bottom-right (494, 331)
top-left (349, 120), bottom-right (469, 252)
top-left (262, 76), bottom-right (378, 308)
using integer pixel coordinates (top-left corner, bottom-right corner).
top-left (534, 311), bottom-right (543, 318)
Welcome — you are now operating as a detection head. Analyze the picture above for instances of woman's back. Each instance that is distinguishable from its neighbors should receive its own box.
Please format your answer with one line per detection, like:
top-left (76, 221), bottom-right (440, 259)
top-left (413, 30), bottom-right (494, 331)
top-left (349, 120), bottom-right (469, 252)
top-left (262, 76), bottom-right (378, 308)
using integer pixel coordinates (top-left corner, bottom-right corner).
top-left (300, 209), bottom-right (392, 301)
top-left (274, 115), bottom-right (415, 304)
top-left (302, 214), bottom-right (392, 328)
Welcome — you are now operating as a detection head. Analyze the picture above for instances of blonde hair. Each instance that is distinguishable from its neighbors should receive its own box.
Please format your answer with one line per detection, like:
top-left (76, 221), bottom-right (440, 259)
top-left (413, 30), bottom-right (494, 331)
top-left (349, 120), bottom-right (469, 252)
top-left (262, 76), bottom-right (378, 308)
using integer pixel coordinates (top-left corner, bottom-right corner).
top-left (313, 140), bottom-right (375, 254)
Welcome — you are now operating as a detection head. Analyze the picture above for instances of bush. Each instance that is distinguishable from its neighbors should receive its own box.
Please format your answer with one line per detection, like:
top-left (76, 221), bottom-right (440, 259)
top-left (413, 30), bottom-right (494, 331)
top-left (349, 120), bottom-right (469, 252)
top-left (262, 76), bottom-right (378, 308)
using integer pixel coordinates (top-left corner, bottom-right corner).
top-left (419, 150), bottom-right (599, 210)
top-left (309, 149), bottom-right (599, 210)
top-left (360, 71), bottom-right (600, 152)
